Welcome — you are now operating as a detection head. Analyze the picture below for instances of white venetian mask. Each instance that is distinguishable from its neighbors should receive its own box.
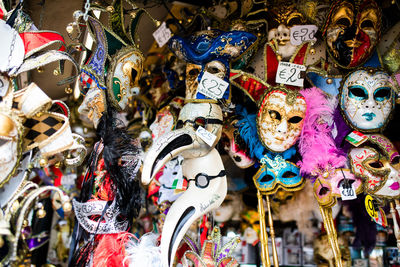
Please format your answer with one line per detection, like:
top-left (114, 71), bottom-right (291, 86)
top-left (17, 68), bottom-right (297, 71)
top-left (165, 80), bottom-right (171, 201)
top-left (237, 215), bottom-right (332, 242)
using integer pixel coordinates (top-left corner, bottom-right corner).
top-left (340, 69), bottom-right (394, 132)
top-left (257, 87), bottom-right (306, 152)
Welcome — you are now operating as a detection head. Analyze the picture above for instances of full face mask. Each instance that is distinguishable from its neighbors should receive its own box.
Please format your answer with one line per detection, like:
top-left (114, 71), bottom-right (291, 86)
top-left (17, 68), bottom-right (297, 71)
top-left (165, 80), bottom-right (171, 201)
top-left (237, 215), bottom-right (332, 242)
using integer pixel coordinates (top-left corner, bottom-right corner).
top-left (323, 0), bottom-right (381, 68)
top-left (107, 47), bottom-right (143, 111)
top-left (349, 134), bottom-right (400, 199)
top-left (267, 3), bottom-right (307, 59)
top-left (257, 86), bottom-right (306, 152)
top-left (78, 87), bottom-right (106, 129)
top-left (340, 69), bottom-right (394, 132)
top-left (254, 154), bottom-right (303, 194)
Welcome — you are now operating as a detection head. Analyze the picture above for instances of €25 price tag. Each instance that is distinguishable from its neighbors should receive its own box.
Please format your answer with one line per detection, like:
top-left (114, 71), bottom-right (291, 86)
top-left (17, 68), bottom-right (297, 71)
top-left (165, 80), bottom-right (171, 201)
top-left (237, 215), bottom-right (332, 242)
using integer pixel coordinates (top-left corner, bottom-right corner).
top-left (275, 62), bottom-right (306, 87)
top-left (152, 22), bottom-right (172, 48)
top-left (196, 126), bottom-right (217, 147)
top-left (340, 183), bottom-right (357, 200)
top-left (197, 71), bottom-right (229, 100)
top-left (290, 25), bottom-right (318, 46)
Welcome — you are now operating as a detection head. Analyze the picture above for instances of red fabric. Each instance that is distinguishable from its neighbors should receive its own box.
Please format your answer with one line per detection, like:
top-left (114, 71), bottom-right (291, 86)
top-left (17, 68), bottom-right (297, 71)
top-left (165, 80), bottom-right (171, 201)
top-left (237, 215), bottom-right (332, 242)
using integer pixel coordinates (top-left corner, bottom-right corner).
top-left (265, 41), bottom-right (279, 87)
top-left (19, 31), bottom-right (65, 56)
top-left (50, 166), bottom-right (63, 187)
top-left (200, 214), bottom-right (209, 247)
top-left (230, 70), bottom-right (268, 102)
top-left (93, 232), bottom-right (136, 267)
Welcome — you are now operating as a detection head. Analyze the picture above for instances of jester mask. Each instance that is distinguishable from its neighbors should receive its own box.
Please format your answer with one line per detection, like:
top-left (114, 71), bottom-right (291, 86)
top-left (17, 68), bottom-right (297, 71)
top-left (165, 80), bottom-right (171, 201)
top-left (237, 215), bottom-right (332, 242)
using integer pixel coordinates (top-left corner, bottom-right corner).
top-left (340, 69), bottom-right (394, 132)
top-left (323, 0), bottom-right (381, 68)
top-left (349, 134), bottom-right (400, 199)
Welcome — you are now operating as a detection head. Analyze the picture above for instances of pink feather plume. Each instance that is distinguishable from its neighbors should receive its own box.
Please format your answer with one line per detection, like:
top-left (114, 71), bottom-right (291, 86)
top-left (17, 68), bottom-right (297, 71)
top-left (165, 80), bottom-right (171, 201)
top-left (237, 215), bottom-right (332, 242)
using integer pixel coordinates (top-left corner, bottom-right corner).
top-left (298, 87), bottom-right (347, 176)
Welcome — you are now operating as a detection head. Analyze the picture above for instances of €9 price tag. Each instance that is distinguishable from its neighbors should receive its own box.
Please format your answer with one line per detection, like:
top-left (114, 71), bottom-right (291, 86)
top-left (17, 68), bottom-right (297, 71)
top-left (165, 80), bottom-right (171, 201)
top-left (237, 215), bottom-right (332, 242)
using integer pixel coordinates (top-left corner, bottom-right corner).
top-left (152, 22), bottom-right (172, 48)
top-left (275, 62), bottom-right (306, 87)
top-left (290, 25), bottom-right (318, 46)
top-left (340, 183), bottom-right (357, 200)
top-left (197, 71), bottom-right (229, 100)
top-left (196, 126), bottom-right (217, 147)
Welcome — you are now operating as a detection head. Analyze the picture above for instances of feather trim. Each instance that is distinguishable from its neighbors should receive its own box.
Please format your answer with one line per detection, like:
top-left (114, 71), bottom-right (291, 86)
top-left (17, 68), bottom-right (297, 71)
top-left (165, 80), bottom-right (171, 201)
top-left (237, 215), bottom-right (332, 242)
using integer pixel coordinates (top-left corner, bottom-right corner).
top-left (124, 232), bottom-right (163, 267)
top-left (298, 87), bottom-right (347, 176)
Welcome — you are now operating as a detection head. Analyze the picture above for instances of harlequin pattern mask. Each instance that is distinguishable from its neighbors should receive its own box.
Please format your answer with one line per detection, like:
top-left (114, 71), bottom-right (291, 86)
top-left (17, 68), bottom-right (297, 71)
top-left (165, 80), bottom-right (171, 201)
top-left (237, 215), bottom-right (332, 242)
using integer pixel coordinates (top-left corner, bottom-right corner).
top-left (107, 47), bottom-right (143, 111)
top-left (340, 69), bottom-right (394, 132)
top-left (257, 86), bottom-right (306, 152)
top-left (253, 154), bottom-right (303, 195)
top-left (349, 134), bottom-right (400, 199)
top-left (323, 0), bottom-right (381, 68)
top-left (267, 3), bottom-right (307, 59)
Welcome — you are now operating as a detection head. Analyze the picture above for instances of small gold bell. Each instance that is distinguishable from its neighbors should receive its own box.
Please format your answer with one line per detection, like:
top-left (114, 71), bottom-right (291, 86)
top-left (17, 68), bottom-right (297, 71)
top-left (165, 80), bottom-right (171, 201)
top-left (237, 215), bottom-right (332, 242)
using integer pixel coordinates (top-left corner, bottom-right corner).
top-left (37, 67), bottom-right (44, 73)
top-left (37, 208), bottom-right (46, 219)
top-left (155, 20), bottom-right (161, 27)
top-left (188, 18), bottom-right (192, 23)
top-left (130, 12), bottom-right (136, 18)
top-left (310, 48), bottom-right (316, 55)
top-left (39, 158), bottom-right (48, 167)
top-left (65, 87), bottom-right (73, 94)
top-left (53, 69), bottom-right (60, 76)
top-left (54, 161), bottom-right (62, 168)
top-left (62, 202), bottom-right (72, 213)
top-left (277, 54), bottom-right (282, 61)
top-left (326, 78), bottom-right (333, 84)
top-left (11, 201), bottom-right (19, 213)
top-left (322, 171), bottom-right (329, 178)
top-left (66, 24), bottom-right (74, 34)
top-left (106, 6), bottom-right (114, 12)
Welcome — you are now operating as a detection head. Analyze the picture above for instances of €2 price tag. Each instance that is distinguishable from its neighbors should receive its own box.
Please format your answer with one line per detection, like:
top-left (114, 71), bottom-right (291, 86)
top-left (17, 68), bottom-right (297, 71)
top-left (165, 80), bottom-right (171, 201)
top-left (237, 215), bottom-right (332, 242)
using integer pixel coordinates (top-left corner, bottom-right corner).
top-left (196, 71), bottom-right (229, 100)
top-left (275, 62), bottom-right (306, 87)
top-left (196, 126), bottom-right (217, 147)
top-left (340, 183), bottom-right (357, 200)
top-left (152, 22), bottom-right (172, 48)
top-left (290, 25), bottom-right (318, 46)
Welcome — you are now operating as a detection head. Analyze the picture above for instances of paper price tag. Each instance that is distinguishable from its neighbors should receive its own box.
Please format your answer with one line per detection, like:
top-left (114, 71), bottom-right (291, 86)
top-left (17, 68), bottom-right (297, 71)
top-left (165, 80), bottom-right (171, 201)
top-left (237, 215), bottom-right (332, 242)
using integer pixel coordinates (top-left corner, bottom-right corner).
top-left (196, 126), bottom-right (217, 147)
top-left (152, 22), bottom-right (172, 48)
top-left (0, 75), bottom-right (9, 97)
top-left (290, 25), bottom-right (318, 46)
top-left (346, 131), bottom-right (368, 147)
top-left (196, 71), bottom-right (229, 100)
top-left (365, 195), bottom-right (387, 226)
top-left (275, 62), bottom-right (306, 87)
top-left (62, 173), bottom-right (77, 187)
top-left (340, 183), bottom-right (357, 200)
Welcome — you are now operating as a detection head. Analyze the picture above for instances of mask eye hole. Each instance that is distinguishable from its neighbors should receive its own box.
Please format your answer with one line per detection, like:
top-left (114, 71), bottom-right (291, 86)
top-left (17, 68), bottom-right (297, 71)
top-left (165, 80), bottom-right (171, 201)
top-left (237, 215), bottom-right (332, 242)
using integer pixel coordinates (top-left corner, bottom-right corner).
top-left (282, 171), bottom-right (297, 178)
top-left (368, 161), bottom-right (384, 169)
top-left (374, 87), bottom-right (391, 102)
top-left (207, 66), bottom-right (222, 74)
top-left (188, 69), bottom-right (200, 77)
top-left (319, 186), bottom-right (330, 196)
top-left (391, 156), bottom-right (400, 165)
top-left (288, 116), bottom-right (303, 124)
top-left (348, 86), bottom-right (368, 100)
top-left (361, 19), bottom-right (374, 29)
top-left (268, 110), bottom-right (281, 121)
top-left (194, 117), bottom-right (206, 128)
top-left (336, 17), bottom-right (351, 28)
top-left (175, 120), bottom-right (184, 129)
top-left (131, 69), bottom-right (138, 83)
top-left (260, 174), bottom-right (274, 183)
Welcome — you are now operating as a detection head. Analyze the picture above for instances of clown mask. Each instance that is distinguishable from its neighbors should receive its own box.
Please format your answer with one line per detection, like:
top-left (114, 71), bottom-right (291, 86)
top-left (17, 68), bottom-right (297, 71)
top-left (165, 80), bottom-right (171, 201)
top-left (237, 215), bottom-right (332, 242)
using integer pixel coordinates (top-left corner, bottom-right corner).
top-left (257, 86), bottom-right (306, 152)
top-left (340, 69), bottom-right (394, 132)
top-left (107, 47), bottom-right (143, 110)
top-left (267, 3), bottom-right (307, 59)
top-left (324, 0), bottom-right (381, 68)
top-left (349, 134), bottom-right (400, 199)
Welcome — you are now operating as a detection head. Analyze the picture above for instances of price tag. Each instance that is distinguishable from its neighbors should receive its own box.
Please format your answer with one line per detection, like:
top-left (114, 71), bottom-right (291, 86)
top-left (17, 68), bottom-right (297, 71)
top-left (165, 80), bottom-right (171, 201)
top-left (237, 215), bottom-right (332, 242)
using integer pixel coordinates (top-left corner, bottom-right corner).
top-left (62, 172), bottom-right (76, 187)
top-left (340, 183), bottom-right (357, 200)
top-left (346, 131), bottom-right (368, 147)
top-left (275, 62), bottom-right (306, 87)
top-left (196, 126), bottom-right (217, 147)
top-left (290, 25), bottom-right (318, 46)
top-left (152, 22), bottom-right (172, 48)
top-left (0, 75), bottom-right (9, 97)
top-left (196, 71), bottom-right (229, 100)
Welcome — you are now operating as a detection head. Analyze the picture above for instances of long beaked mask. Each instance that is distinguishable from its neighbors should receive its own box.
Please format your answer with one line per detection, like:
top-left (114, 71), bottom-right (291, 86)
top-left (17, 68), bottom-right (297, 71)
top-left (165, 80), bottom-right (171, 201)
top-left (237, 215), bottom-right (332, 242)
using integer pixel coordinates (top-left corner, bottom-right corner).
top-left (107, 47), bottom-right (143, 111)
top-left (349, 134), bottom-right (400, 199)
top-left (257, 86), bottom-right (306, 152)
top-left (267, 3), bottom-right (307, 59)
top-left (340, 69), bottom-right (394, 132)
top-left (323, 0), bottom-right (381, 68)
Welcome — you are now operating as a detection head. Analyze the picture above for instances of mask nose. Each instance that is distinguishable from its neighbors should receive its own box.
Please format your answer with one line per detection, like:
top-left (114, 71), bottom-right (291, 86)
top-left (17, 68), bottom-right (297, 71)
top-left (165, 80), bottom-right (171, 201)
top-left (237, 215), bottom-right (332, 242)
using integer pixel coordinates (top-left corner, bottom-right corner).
top-left (276, 120), bottom-right (288, 134)
top-left (364, 98), bottom-right (376, 109)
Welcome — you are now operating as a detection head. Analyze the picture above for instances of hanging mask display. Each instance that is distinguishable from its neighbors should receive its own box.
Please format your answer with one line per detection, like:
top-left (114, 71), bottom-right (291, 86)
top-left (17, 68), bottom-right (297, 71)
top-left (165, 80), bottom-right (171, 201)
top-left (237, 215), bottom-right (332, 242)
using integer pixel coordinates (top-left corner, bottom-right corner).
top-left (323, 0), bottom-right (381, 68)
top-left (340, 68), bottom-right (394, 132)
top-left (257, 86), bottom-right (307, 153)
top-left (349, 134), bottom-right (400, 199)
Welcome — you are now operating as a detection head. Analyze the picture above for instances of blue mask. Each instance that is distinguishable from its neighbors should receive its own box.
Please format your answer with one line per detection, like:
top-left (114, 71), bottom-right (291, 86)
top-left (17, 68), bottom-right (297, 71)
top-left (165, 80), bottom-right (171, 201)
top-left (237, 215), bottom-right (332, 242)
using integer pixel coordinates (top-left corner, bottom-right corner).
top-left (253, 154), bottom-right (303, 195)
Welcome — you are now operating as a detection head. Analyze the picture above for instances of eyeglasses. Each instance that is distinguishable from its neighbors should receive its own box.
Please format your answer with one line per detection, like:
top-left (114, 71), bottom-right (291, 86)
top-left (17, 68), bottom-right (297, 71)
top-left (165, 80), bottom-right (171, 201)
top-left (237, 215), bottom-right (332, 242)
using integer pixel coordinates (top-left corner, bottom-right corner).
top-left (186, 170), bottom-right (226, 189)
top-left (175, 117), bottom-right (223, 130)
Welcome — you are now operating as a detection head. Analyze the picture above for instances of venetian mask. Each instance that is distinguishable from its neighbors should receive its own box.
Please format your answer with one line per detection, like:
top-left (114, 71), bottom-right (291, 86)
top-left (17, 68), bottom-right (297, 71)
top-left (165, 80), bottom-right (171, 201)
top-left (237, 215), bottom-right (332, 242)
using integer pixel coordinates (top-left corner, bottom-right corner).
top-left (323, 0), bottom-right (381, 68)
top-left (185, 63), bottom-right (202, 100)
top-left (107, 47), bottom-right (143, 110)
top-left (257, 86), bottom-right (306, 152)
top-left (267, 3), bottom-right (307, 59)
top-left (340, 69), bottom-right (394, 132)
top-left (150, 107), bottom-right (175, 141)
top-left (78, 87), bottom-right (106, 129)
top-left (254, 155), bottom-right (303, 194)
top-left (314, 233), bottom-right (351, 267)
top-left (0, 112), bottom-right (20, 186)
top-left (349, 134), bottom-right (400, 199)
top-left (213, 193), bottom-right (242, 223)
top-left (312, 167), bottom-right (362, 207)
